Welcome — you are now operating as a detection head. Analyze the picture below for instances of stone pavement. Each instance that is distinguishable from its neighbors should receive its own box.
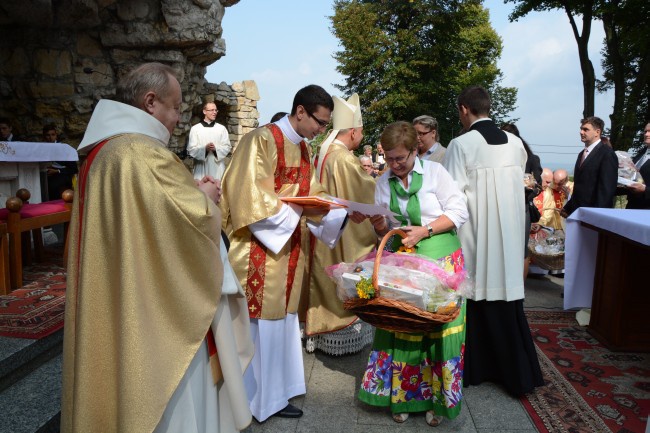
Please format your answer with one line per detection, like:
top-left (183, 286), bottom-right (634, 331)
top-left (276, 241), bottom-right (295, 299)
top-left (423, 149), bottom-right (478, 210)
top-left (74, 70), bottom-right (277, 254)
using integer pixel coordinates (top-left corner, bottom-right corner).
top-left (242, 272), bottom-right (565, 433)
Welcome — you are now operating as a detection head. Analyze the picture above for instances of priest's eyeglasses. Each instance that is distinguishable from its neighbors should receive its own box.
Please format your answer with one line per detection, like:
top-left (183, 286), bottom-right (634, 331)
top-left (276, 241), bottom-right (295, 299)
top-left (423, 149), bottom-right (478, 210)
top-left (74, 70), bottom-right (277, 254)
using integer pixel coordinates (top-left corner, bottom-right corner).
top-left (385, 151), bottom-right (413, 165)
top-left (307, 111), bottom-right (330, 128)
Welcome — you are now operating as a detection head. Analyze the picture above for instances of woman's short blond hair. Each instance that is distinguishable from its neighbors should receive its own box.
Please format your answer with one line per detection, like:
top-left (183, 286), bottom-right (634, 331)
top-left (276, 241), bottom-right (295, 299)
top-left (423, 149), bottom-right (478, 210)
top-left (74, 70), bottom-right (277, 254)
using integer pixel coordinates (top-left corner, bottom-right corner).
top-left (380, 121), bottom-right (417, 153)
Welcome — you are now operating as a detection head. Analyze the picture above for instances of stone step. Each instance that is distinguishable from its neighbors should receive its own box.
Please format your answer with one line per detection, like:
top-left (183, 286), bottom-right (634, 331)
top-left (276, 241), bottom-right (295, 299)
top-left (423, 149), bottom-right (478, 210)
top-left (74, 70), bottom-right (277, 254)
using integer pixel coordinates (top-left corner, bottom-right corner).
top-left (0, 353), bottom-right (62, 433)
top-left (0, 330), bottom-right (63, 393)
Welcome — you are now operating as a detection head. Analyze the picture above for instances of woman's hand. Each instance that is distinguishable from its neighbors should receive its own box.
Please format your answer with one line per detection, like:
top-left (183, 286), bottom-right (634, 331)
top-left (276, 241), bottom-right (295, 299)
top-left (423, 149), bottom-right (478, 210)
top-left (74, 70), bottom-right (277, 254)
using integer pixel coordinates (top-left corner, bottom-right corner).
top-left (369, 215), bottom-right (388, 235)
top-left (348, 211), bottom-right (367, 224)
top-left (400, 225), bottom-right (429, 249)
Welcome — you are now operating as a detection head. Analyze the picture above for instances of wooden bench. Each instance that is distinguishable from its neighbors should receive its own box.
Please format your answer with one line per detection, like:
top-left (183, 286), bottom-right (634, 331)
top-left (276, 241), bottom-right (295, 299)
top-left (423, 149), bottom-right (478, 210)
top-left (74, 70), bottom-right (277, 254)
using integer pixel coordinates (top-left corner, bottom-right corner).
top-left (1, 188), bottom-right (74, 292)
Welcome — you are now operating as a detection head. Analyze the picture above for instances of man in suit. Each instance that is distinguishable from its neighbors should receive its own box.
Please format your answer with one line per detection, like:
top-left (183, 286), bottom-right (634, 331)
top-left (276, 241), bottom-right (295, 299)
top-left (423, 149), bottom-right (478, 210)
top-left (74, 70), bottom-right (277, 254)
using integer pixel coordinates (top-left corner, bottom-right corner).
top-left (621, 121), bottom-right (650, 209)
top-left (561, 117), bottom-right (618, 217)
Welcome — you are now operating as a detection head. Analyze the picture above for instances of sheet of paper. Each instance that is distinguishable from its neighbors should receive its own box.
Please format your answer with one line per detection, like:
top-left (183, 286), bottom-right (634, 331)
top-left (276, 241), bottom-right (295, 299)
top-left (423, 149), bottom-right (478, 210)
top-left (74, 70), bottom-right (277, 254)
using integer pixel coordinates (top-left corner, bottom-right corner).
top-left (331, 197), bottom-right (400, 224)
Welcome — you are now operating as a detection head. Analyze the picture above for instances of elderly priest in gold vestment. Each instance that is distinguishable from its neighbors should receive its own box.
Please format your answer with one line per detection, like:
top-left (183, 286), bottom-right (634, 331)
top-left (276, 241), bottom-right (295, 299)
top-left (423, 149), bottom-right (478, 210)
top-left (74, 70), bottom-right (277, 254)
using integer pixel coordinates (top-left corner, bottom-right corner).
top-left (220, 85), bottom-right (351, 422)
top-left (61, 63), bottom-right (254, 433)
top-left (305, 93), bottom-right (377, 355)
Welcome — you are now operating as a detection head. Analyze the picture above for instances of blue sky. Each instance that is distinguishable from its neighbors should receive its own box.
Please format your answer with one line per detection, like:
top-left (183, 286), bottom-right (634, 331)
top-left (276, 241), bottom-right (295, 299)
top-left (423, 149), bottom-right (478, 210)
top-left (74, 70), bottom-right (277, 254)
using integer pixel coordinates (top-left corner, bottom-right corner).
top-left (205, 0), bottom-right (615, 172)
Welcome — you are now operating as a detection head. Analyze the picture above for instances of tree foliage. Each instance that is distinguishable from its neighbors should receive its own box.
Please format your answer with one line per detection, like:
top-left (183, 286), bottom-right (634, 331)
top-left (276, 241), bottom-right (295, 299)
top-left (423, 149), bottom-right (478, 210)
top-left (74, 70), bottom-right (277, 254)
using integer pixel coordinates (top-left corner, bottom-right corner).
top-left (507, 0), bottom-right (650, 151)
top-left (330, 0), bottom-right (518, 146)
top-left (598, 0), bottom-right (650, 151)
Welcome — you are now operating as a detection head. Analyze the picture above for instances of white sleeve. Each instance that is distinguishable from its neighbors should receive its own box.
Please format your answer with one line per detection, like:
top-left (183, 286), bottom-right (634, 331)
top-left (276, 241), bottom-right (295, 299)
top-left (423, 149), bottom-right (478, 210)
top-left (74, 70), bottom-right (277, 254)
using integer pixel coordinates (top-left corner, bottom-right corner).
top-left (433, 165), bottom-right (469, 229)
top-left (442, 139), bottom-right (469, 204)
top-left (249, 203), bottom-right (302, 254)
top-left (215, 126), bottom-right (232, 160)
top-left (186, 126), bottom-right (205, 160)
top-left (306, 208), bottom-right (348, 249)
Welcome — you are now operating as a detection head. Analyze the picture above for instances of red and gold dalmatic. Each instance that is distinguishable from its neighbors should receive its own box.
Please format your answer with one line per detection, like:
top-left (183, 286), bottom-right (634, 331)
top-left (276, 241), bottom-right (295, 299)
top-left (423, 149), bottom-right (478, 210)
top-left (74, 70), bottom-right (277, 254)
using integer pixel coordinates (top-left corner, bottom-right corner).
top-left (221, 124), bottom-right (326, 320)
top-left (538, 188), bottom-right (567, 229)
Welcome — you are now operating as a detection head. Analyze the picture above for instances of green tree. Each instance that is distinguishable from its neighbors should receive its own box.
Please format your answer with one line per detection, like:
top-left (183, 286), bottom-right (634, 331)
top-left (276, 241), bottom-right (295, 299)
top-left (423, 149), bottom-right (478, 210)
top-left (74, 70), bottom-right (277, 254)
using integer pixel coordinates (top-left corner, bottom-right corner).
top-left (507, 0), bottom-right (650, 151)
top-left (598, 0), bottom-right (650, 151)
top-left (331, 0), bottom-right (517, 146)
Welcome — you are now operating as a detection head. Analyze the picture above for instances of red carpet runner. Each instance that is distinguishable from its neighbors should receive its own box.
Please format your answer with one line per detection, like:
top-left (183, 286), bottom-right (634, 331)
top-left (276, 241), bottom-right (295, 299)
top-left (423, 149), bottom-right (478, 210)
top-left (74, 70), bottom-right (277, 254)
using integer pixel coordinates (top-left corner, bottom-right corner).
top-left (0, 256), bottom-right (66, 339)
top-left (523, 310), bottom-right (649, 433)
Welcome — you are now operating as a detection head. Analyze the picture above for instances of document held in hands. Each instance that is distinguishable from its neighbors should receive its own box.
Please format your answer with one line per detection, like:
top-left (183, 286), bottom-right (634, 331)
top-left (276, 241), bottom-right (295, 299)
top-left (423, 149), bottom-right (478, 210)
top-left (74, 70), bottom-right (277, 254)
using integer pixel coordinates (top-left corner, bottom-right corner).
top-left (280, 196), bottom-right (399, 223)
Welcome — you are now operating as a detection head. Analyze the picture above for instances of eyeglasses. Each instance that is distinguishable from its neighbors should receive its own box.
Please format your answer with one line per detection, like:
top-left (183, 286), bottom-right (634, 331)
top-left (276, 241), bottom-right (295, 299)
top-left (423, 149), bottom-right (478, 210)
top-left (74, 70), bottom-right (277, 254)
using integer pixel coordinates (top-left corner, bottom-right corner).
top-left (416, 130), bottom-right (432, 137)
top-left (385, 151), bottom-right (413, 165)
top-left (307, 111), bottom-right (330, 128)
top-left (361, 164), bottom-right (372, 168)
top-left (205, 109), bottom-right (217, 112)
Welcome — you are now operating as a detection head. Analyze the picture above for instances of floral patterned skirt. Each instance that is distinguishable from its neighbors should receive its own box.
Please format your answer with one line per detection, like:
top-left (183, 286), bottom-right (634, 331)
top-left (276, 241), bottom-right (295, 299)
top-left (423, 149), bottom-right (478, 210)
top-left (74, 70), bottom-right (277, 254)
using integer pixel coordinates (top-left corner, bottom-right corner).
top-left (358, 245), bottom-right (466, 419)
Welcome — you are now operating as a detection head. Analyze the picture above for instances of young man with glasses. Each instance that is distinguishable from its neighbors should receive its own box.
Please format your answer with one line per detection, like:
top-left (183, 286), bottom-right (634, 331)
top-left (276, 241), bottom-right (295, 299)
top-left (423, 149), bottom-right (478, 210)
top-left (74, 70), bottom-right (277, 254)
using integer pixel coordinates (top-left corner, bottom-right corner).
top-left (187, 101), bottom-right (232, 180)
top-left (413, 115), bottom-right (446, 163)
top-left (220, 85), bottom-right (351, 422)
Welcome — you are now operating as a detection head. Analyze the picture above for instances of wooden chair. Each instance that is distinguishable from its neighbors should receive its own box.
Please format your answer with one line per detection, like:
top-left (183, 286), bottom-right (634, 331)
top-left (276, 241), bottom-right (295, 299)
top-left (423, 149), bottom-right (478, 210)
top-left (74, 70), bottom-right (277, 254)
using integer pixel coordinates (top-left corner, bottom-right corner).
top-left (1, 188), bottom-right (74, 291)
top-left (0, 223), bottom-right (9, 295)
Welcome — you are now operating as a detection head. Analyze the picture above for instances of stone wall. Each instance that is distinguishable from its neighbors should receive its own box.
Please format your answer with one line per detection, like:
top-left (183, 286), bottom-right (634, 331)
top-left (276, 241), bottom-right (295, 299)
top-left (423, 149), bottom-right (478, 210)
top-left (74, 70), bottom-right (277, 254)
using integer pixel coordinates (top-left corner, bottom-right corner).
top-left (0, 0), bottom-right (258, 155)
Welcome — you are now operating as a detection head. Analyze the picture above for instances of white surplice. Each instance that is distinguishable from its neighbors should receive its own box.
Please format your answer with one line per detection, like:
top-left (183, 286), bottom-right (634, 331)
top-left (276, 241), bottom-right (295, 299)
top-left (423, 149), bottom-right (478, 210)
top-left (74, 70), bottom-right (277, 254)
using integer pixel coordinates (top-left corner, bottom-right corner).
top-left (155, 240), bottom-right (254, 433)
top-left (443, 122), bottom-right (527, 301)
top-left (187, 122), bottom-right (232, 180)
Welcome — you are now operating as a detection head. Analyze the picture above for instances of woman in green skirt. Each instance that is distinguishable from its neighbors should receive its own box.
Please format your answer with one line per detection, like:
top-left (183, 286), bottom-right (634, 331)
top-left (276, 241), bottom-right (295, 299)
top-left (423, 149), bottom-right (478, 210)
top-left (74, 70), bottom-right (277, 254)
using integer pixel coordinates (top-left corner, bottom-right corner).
top-left (360, 121), bottom-right (469, 427)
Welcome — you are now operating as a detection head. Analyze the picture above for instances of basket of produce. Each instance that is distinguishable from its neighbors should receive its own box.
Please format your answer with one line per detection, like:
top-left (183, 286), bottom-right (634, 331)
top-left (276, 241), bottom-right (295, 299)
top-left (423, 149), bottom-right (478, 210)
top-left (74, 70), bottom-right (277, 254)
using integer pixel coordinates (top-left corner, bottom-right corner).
top-left (528, 228), bottom-right (565, 271)
top-left (327, 229), bottom-right (472, 334)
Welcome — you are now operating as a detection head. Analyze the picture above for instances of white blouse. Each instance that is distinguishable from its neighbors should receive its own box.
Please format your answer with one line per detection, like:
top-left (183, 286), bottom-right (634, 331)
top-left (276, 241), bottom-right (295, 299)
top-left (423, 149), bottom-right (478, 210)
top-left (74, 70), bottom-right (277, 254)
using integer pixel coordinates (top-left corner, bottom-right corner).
top-left (375, 156), bottom-right (468, 229)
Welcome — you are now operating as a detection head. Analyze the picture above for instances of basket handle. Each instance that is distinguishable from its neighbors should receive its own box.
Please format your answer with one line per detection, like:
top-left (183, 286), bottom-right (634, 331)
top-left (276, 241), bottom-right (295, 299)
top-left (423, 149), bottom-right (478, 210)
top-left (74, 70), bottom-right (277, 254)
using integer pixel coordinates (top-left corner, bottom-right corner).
top-left (373, 228), bottom-right (407, 293)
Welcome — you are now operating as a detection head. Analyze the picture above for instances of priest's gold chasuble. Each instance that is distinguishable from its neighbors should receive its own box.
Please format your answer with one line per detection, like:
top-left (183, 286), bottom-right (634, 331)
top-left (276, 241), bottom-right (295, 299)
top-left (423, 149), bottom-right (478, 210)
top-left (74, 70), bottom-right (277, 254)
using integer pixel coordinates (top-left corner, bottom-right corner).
top-left (306, 141), bottom-right (377, 335)
top-left (222, 124), bottom-right (325, 320)
top-left (61, 135), bottom-right (224, 433)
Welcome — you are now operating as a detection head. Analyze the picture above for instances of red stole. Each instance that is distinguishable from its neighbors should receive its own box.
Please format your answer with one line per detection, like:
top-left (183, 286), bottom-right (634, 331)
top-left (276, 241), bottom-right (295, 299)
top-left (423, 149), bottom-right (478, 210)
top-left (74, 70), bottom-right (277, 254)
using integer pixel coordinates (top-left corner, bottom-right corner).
top-left (245, 124), bottom-right (311, 319)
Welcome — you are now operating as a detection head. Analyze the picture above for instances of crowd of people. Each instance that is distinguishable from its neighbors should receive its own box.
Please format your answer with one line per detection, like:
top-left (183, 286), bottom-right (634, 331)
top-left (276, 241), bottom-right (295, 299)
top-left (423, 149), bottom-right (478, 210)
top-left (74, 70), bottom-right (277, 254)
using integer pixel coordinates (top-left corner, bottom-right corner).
top-left (3, 61), bottom-right (644, 432)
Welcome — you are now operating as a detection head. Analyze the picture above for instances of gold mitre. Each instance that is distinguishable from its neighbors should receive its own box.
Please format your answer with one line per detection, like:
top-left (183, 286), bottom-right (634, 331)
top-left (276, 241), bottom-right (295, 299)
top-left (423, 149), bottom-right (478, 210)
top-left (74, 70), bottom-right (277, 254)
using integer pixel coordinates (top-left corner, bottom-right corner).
top-left (332, 93), bottom-right (363, 130)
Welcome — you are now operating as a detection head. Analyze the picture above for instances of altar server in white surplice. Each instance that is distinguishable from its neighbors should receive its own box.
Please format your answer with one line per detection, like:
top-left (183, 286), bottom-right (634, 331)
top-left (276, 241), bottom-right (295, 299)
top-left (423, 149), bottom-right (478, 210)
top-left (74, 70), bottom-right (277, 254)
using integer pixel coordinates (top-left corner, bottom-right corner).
top-left (187, 101), bottom-right (232, 180)
top-left (443, 85), bottom-right (543, 397)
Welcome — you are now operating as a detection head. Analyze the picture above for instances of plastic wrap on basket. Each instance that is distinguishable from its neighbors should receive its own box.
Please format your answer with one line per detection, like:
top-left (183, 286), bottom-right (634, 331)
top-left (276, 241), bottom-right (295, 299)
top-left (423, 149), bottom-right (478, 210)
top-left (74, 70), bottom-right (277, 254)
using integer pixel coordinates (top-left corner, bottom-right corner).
top-left (327, 250), bottom-right (474, 314)
top-left (616, 150), bottom-right (645, 186)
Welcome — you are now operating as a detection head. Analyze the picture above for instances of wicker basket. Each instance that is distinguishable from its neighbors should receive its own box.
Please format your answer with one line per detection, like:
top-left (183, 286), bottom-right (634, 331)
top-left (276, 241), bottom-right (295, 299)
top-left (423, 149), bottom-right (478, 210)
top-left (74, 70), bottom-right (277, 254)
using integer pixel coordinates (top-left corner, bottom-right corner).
top-left (529, 248), bottom-right (564, 271)
top-left (342, 229), bottom-right (461, 334)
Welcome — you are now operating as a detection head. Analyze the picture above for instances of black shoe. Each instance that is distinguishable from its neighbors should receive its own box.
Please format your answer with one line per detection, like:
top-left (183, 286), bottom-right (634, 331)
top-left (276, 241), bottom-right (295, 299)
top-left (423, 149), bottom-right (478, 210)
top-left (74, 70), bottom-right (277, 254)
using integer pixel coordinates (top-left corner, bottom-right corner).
top-left (274, 404), bottom-right (303, 418)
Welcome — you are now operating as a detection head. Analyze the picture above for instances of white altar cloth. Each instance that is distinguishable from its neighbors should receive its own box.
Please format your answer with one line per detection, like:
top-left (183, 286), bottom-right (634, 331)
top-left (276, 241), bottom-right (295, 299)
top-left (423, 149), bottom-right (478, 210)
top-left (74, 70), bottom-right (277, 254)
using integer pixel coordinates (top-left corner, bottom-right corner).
top-left (564, 208), bottom-right (650, 310)
top-left (0, 141), bottom-right (78, 162)
top-left (0, 141), bottom-right (78, 204)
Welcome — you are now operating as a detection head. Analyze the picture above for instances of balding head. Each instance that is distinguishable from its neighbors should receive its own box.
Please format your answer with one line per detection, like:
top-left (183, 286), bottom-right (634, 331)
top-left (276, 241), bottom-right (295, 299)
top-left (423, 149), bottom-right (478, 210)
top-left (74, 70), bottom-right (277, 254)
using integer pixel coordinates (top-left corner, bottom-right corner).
top-left (541, 168), bottom-right (553, 189)
top-left (553, 169), bottom-right (568, 191)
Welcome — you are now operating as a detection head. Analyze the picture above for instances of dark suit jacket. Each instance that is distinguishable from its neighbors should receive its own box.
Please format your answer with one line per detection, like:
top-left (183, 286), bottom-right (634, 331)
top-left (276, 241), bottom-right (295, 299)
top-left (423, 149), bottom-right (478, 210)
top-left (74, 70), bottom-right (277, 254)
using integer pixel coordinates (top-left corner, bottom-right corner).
top-left (625, 150), bottom-right (650, 209)
top-left (563, 141), bottom-right (618, 216)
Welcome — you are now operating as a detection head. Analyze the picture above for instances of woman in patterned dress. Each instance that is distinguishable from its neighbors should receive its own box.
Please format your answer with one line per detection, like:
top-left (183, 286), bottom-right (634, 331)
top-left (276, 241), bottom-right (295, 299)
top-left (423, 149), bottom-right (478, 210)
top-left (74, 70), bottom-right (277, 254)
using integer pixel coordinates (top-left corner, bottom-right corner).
top-left (359, 121), bottom-right (469, 426)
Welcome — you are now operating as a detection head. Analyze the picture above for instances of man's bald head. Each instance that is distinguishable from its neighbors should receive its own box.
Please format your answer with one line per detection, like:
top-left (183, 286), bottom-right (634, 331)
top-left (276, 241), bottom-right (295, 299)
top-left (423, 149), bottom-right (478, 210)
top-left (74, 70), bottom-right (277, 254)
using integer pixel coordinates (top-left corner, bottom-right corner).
top-left (553, 169), bottom-right (568, 191)
top-left (541, 168), bottom-right (553, 189)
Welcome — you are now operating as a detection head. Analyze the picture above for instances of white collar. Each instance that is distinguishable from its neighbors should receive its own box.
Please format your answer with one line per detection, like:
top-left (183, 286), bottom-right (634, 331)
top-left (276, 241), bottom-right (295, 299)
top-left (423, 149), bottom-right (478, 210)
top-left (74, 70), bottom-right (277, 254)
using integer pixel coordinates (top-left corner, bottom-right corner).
top-left (469, 117), bottom-right (491, 128)
top-left (584, 139), bottom-right (601, 154)
top-left (275, 115), bottom-right (302, 144)
top-left (77, 100), bottom-right (170, 154)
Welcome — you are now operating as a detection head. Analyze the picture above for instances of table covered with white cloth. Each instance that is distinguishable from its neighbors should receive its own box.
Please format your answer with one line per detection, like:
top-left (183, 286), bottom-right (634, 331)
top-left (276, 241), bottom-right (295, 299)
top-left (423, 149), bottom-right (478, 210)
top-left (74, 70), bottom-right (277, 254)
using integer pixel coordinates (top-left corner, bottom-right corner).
top-left (0, 141), bottom-right (78, 204)
top-left (564, 207), bottom-right (650, 351)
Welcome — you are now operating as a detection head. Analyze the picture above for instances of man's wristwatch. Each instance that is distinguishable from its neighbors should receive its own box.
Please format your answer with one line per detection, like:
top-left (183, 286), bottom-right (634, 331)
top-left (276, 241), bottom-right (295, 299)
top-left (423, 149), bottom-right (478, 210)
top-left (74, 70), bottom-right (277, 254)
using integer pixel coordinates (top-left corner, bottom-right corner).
top-left (427, 225), bottom-right (434, 238)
